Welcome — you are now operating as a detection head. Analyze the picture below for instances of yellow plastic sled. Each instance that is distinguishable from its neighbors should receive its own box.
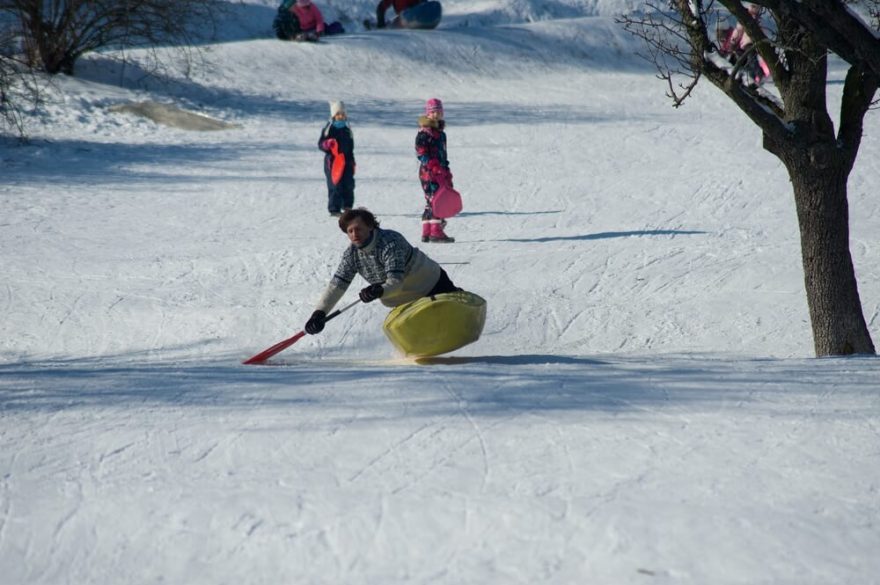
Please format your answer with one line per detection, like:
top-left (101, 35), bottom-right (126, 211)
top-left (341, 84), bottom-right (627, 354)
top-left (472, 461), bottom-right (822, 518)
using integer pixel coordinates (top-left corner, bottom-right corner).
top-left (383, 291), bottom-right (487, 357)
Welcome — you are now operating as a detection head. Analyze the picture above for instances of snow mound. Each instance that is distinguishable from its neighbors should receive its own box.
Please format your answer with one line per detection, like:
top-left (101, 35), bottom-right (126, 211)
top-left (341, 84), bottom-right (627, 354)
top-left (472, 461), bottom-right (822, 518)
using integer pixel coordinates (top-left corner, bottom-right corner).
top-left (107, 101), bottom-right (240, 131)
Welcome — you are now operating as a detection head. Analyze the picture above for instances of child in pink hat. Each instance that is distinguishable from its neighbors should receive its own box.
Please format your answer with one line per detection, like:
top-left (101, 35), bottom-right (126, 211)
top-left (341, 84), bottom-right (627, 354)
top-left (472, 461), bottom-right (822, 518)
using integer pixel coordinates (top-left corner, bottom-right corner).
top-left (415, 98), bottom-right (455, 243)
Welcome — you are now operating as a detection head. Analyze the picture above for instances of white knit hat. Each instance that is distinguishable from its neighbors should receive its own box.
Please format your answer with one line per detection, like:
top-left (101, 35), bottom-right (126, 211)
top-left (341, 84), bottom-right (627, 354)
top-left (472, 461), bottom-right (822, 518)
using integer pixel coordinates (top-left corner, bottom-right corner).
top-left (329, 101), bottom-right (346, 117)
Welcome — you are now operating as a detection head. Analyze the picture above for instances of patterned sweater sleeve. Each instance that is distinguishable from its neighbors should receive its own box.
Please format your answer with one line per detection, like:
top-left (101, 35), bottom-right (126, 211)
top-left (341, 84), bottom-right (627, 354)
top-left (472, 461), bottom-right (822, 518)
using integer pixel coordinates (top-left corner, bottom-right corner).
top-left (315, 248), bottom-right (358, 313)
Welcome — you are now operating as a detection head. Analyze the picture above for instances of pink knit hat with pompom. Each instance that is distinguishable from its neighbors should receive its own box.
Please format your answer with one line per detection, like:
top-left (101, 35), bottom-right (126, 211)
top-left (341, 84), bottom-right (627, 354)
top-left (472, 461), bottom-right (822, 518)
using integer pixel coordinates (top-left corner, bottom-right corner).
top-left (425, 98), bottom-right (443, 114)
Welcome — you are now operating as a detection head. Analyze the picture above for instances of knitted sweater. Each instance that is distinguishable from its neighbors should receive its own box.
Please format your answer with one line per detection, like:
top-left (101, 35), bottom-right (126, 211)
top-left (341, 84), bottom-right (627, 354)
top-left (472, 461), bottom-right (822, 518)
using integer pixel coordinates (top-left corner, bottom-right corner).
top-left (316, 228), bottom-right (442, 312)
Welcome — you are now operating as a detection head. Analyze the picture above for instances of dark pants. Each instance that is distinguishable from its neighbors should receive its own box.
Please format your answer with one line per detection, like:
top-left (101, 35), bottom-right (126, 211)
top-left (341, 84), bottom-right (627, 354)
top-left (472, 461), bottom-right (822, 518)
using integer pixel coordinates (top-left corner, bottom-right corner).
top-left (326, 173), bottom-right (354, 213)
top-left (426, 269), bottom-right (461, 297)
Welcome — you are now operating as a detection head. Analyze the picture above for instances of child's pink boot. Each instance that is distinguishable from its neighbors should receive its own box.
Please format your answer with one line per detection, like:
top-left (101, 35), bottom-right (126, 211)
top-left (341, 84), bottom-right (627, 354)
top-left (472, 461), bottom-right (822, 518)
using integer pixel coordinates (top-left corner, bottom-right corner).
top-left (429, 220), bottom-right (454, 243)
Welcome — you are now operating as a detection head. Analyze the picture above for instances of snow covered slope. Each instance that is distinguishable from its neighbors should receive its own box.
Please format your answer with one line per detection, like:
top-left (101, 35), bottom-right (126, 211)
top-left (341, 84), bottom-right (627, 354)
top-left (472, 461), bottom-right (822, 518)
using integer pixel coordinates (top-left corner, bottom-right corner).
top-left (1, 1), bottom-right (879, 583)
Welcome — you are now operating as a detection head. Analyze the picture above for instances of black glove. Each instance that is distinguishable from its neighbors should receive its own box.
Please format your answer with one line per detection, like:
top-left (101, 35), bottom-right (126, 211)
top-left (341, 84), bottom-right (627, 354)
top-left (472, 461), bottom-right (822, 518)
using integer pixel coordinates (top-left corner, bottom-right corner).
top-left (304, 310), bottom-right (326, 335)
top-left (359, 283), bottom-right (384, 303)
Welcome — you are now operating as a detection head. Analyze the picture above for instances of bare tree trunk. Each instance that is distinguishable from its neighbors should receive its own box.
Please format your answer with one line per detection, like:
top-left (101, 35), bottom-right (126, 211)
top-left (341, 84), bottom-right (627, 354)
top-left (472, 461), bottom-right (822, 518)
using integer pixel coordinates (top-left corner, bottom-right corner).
top-left (768, 38), bottom-right (876, 356)
top-left (7, 0), bottom-right (222, 76)
top-left (25, 17), bottom-right (78, 75)
top-left (786, 156), bottom-right (875, 355)
top-left (619, 1), bottom-right (880, 356)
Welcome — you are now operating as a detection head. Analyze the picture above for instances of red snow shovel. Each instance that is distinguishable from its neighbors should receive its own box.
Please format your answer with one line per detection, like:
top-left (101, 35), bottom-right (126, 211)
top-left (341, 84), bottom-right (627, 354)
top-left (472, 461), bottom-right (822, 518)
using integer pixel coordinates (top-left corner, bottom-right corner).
top-left (330, 141), bottom-right (346, 186)
top-left (242, 299), bottom-right (361, 364)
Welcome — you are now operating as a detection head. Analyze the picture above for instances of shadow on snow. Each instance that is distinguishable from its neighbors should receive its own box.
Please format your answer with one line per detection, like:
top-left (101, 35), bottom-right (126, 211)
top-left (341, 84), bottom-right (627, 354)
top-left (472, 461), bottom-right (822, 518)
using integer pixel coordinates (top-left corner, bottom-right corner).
top-left (2, 353), bottom-right (877, 419)
top-left (489, 230), bottom-right (708, 243)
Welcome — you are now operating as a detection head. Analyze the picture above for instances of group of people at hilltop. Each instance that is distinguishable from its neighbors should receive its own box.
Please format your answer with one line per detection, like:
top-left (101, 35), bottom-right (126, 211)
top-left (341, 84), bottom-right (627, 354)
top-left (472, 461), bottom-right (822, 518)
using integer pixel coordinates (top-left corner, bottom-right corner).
top-left (274, 0), bottom-right (429, 40)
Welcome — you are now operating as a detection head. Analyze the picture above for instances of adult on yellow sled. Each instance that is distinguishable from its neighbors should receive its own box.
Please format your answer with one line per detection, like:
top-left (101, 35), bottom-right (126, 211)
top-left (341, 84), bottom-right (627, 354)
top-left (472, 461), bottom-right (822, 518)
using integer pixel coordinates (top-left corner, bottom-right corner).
top-left (305, 208), bottom-right (485, 357)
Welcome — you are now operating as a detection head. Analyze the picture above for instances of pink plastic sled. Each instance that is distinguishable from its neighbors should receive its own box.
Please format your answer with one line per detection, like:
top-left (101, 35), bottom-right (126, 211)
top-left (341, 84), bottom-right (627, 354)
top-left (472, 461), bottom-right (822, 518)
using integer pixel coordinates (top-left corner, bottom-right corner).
top-left (432, 185), bottom-right (462, 219)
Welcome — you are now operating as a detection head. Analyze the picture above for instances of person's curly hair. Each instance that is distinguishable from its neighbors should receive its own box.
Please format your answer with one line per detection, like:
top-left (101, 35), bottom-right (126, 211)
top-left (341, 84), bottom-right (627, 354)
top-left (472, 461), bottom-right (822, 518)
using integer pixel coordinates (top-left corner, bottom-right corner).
top-left (338, 208), bottom-right (380, 232)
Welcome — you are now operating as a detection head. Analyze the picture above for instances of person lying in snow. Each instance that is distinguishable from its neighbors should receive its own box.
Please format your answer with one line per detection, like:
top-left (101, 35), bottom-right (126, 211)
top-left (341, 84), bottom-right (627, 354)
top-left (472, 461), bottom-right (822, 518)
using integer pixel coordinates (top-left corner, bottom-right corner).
top-left (289, 0), bottom-right (324, 40)
top-left (275, 0), bottom-right (344, 41)
top-left (375, 0), bottom-right (423, 29)
top-left (304, 208), bottom-right (461, 335)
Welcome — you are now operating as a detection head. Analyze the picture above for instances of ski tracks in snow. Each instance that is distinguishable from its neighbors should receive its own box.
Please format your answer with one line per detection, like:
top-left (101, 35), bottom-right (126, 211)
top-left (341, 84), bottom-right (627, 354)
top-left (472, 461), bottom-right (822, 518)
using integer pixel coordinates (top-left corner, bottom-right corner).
top-left (0, 450), bottom-right (13, 567)
top-left (438, 380), bottom-right (491, 495)
top-left (345, 368), bottom-right (565, 500)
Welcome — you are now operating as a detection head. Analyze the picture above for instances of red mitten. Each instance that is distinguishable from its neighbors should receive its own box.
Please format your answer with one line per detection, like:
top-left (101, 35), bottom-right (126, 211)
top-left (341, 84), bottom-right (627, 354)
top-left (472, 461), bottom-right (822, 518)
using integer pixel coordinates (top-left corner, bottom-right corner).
top-left (434, 165), bottom-right (453, 188)
top-left (322, 138), bottom-right (338, 152)
top-left (427, 159), bottom-right (452, 186)
top-left (442, 167), bottom-right (453, 187)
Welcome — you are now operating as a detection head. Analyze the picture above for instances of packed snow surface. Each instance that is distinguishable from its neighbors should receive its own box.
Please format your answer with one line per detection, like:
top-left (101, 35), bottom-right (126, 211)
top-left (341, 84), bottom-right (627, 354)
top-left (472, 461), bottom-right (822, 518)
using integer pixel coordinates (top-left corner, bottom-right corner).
top-left (2, 1), bottom-right (879, 583)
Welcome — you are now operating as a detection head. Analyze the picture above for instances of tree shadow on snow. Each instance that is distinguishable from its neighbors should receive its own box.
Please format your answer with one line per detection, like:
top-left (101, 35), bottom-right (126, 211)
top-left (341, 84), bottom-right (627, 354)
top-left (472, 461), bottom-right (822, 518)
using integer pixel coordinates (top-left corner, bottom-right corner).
top-left (492, 229), bottom-right (708, 243)
top-left (381, 210), bottom-right (563, 219)
top-left (2, 136), bottom-right (314, 185)
top-left (2, 352), bottom-right (876, 420)
top-left (7, 95), bottom-right (625, 186)
top-left (459, 210), bottom-right (564, 217)
top-left (412, 354), bottom-right (606, 366)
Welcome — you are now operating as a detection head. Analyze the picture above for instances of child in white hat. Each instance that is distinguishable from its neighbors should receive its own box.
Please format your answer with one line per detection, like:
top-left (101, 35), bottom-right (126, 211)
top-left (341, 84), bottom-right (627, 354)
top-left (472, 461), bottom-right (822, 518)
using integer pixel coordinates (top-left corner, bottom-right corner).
top-left (318, 101), bottom-right (356, 216)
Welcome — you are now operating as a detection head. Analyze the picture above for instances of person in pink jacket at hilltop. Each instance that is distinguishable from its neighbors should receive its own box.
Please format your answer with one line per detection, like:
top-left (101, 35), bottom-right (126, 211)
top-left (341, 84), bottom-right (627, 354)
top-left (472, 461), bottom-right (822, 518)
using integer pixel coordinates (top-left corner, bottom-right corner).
top-left (290, 0), bottom-right (325, 40)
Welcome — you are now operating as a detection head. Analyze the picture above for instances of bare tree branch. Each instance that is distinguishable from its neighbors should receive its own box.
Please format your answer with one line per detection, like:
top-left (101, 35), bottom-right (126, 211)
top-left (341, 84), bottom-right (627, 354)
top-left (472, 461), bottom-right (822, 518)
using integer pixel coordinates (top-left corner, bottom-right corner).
top-left (777, 0), bottom-right (880, 77)
top-left (1, 9), bottom-right (40, 137)
top-left (1, 0), bottom-right (222, 75)
top-left (619, 0), bottom-right (880, 356)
